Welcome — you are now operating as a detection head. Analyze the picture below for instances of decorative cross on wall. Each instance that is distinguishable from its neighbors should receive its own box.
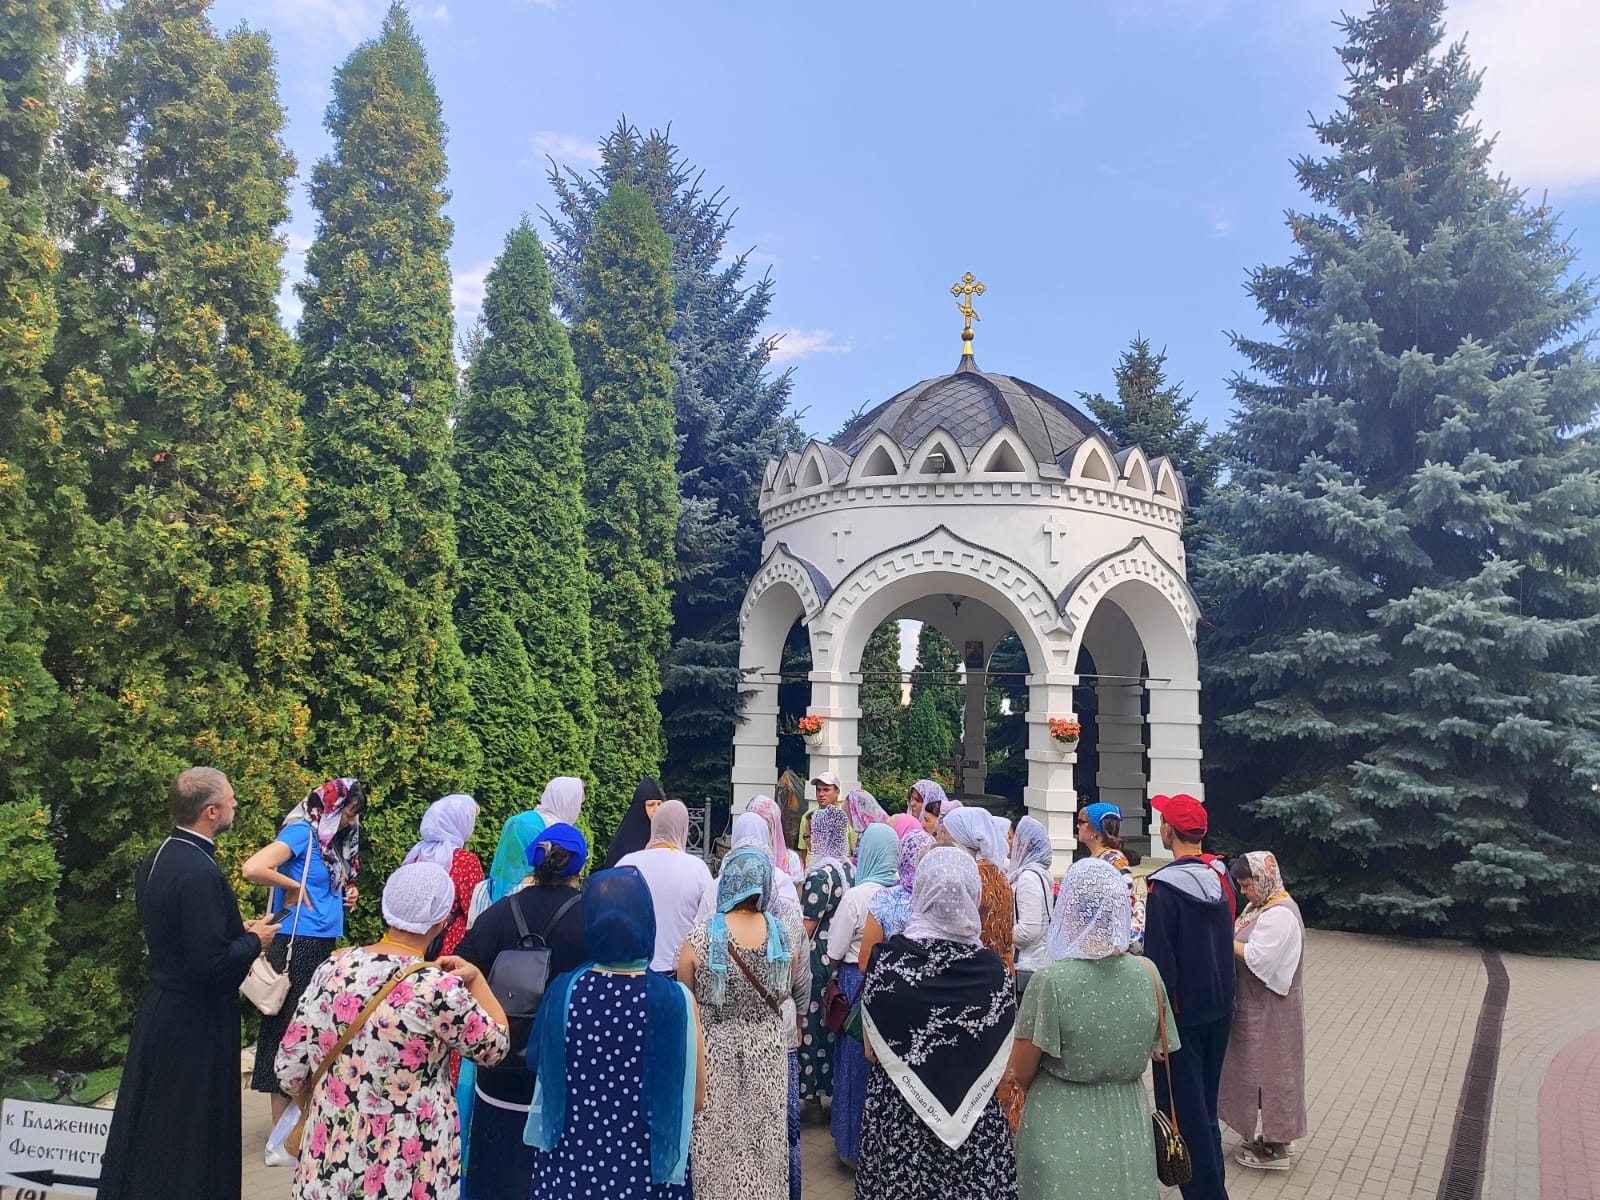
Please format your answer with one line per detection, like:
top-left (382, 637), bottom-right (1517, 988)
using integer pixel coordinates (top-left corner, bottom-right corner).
top-left (1042, 514), bottom-right (1070, 564)
top-left (832, 521), bottom-right (853, 563)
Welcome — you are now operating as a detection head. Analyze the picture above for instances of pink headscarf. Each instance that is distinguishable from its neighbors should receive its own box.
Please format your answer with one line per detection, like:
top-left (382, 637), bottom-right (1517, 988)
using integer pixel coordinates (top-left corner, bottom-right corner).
top-left (891, 813), bottom-right (920, 839)
top-left (747, 795), bottom-right (803, 879)
top-left (845, 788), bottom-right (889, 835)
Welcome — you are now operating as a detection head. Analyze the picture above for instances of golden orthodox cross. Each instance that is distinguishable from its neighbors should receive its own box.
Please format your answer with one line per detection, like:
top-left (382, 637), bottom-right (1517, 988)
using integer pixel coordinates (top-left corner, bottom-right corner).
top-left (951, 272), bottom-right (986, 356)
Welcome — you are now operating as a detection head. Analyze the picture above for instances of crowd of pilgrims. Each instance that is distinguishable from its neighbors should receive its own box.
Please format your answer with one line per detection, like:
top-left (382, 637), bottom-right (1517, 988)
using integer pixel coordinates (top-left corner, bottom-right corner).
top-left (103, 769), bottom-right (1306, 1200)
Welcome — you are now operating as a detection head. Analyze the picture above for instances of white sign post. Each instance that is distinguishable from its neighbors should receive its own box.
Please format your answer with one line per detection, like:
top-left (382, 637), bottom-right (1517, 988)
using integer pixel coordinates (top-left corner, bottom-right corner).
top-left (0, 1099), bottom-right (110, 1197)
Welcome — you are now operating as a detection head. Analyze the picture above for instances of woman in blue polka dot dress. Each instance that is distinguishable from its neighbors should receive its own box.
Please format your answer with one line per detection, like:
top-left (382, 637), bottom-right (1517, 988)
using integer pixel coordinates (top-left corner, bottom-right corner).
top-left (527, 867), bottom-right (707, 1199)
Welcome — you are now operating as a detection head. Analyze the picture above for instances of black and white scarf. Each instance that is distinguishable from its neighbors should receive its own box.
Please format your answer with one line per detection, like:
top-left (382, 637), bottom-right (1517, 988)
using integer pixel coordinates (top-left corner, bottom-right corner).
top-left (859, 934), bottom-right (1014, 1148)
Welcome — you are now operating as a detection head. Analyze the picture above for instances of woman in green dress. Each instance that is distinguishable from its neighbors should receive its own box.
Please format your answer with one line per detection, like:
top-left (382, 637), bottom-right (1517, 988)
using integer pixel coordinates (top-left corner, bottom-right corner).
top-left (1005, 857), bottom-right (1179, 1200)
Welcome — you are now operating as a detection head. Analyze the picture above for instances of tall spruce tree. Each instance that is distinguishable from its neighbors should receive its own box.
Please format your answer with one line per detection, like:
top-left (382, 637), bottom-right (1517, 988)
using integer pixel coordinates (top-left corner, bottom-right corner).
top-left (858, 621), bottom-right (906, 776)
top-left (43, 0), bottom-right (312, 1056)
top-left (297, 3), bottom-right (479, 913)
top-left (456, 222), bottom-right (594, 823)
top-left (1197, 0), bottom-right (1600, 944)
top-left (0, 0), bottom-right (74, 1074)
top-left (576, 182), bottom-right (677, 839)
top-left (1080, 335), bottom-right (1218, 506)
top-left (546, 124), bottom-right (804, 805)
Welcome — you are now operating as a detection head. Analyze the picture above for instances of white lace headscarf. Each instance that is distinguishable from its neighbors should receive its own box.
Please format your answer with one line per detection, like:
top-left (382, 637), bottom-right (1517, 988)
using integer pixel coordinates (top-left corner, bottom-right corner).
top-left (903, 846), bottom-right (983, 946)
top-left (402, 793), bottom-right (477, 869)
top-left (988, 813), bottom-right (1013, 873)
top-left (535, 776), bottom-right (585, 828)
top-left (1047, 858), bottom-right (1131, 961)
top-left (381, 862), bottom-right (456, 934)
top-left (1008, 815), bottom-right (1054, 889)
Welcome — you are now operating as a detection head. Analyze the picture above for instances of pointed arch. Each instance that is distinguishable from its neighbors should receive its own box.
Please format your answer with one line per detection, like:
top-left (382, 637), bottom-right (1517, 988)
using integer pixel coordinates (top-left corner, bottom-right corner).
top-left (1118, 446), bottom-right (1152, 494)
top-left (910, 428), bottom-right (967, 478)
top-left (972, 427), bottom-right (1035, 477)
top-left (1070, 438), bottom-right (1115, 485)
top-left (798, 454), bottom-right (824, 490)
top-left (846, 431), bottom-right (907, 482)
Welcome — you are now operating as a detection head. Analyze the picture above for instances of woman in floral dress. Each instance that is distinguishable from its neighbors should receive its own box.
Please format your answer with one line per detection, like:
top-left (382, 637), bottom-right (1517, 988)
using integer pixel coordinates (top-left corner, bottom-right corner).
top-left (276, 863), bottom-right (509, 1200)
top-left (797, 805), bottom-right (853, 1108)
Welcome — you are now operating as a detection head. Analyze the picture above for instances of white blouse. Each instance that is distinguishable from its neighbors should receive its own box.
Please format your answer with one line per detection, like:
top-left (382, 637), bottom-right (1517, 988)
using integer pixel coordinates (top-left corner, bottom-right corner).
top-left (1242, 905), bottom-right (1304, 996)
top-left (1012, 868), bottom-right (1055, 972)
top-left (825, 881), bottom-right (885, 965)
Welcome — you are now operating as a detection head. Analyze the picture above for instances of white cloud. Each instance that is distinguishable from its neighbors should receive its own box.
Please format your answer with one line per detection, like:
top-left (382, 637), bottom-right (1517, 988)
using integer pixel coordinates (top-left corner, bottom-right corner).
top-left (767, 329), bottom-right (853, 364)
top-left (257, 0), bottom-right (384, 48)
top-left (529, 131), bottom-right (603, 169)
top-left (1206, 204), bottom-right (1234, 238)
top-left (1447, 0), bottom-right (1600, 193)
top-left (452, 259), bottom-right (494, 326)
top-left (276, 230), bottom-right (314, 328)
top-left (428, 4), bottom-right (450, 21)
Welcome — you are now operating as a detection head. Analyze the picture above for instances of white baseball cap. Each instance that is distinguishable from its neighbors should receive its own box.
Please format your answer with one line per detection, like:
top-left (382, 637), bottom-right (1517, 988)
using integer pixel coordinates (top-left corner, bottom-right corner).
top-left (810, 771), bottom-right (842, 790)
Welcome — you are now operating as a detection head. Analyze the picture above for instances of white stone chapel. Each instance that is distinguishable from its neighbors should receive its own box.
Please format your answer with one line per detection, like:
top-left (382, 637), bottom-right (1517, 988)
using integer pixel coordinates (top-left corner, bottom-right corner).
top-left (732, 278), bottom-right (1204, 867)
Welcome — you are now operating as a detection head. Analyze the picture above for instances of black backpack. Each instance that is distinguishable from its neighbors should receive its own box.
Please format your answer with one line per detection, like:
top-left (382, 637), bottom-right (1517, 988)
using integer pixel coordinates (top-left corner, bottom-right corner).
top-left (483, 890), bottom-right (583, 1074)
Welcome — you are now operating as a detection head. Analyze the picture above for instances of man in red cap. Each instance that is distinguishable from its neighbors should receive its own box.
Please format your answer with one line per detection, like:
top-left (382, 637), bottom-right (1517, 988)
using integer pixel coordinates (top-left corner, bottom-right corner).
top-left (1145, 793), bottom-right (1239, 1200)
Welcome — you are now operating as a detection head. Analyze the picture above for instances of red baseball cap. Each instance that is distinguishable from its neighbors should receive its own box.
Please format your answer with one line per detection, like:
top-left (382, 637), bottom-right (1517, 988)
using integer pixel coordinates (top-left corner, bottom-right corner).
top-left (1151, 793), bottom-right (1208, 836)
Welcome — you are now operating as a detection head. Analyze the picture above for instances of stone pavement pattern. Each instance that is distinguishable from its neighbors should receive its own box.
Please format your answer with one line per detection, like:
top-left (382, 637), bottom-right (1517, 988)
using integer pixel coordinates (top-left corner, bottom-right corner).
top-left (221, 930), bottom-right (1595, 1200)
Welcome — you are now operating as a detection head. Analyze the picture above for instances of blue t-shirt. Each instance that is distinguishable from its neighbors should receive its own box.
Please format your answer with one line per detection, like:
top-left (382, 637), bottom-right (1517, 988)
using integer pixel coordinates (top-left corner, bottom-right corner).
top-left (269, 821), bottom-right (345, 939)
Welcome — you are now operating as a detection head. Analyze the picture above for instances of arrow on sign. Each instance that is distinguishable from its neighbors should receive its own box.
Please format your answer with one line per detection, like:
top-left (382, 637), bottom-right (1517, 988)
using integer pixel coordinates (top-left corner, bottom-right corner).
top-left (9, 1167), bottom-right (101, 1189)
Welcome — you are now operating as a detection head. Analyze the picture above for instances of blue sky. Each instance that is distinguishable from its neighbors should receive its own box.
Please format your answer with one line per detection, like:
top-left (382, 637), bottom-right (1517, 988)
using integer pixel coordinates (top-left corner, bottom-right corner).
top-left (213, 0), bottom-right (1600, 443)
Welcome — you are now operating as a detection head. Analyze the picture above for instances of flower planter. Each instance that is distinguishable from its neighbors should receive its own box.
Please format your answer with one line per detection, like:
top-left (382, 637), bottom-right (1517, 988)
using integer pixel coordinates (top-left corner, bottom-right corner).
top-left (802, 732), bottom-right (825, 750)
top-left (1054, 737), bottom-right (1079, 754)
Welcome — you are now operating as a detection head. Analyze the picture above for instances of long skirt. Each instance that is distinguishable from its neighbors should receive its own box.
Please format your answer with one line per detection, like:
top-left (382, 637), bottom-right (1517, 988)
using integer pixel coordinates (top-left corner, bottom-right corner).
top-left (249, 934), bottom-right (336, 1093)
top-left (829, 964), bottom-right (868, 1165)
top-left (788, 1051), bottom-right (801, 1200)
top-left (463, 1092), bottom-right (535, 1200)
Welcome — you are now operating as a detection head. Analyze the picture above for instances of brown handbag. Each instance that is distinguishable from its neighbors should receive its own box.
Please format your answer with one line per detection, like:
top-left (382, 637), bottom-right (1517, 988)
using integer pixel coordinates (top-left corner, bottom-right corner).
top-left (1141, 958), bottom-right (1193, 1187)
top-left (284, 961), bottom-right (430, 1158)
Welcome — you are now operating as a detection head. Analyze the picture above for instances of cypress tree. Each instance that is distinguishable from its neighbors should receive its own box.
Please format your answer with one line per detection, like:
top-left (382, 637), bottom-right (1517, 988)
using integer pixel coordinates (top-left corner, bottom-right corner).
top-left (1197, 0), bottom-right (1600, 944)
top-left (0, 0), bottom-right (73, 1074)
top-left (1080, 335), bottom-right (1219, 506)
top-left (296, 4), bottom-right (479, 910)
top-left (858, 621), bottom-right (906, 776)
top-left (576, 182), bottom-right (676, 839)
top-left (43, 0), bottom-right (312, 1056)
top-left (456, 222), bottom-right (594, 823)
top-left (546, 124), bottom-right (804, 804)
top-left (902, 626), bottom-right (963, 777)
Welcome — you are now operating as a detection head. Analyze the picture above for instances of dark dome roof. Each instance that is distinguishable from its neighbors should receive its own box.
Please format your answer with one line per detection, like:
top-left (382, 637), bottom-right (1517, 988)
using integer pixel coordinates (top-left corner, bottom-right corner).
top-left (831, 357), bottom-right (1113, 467)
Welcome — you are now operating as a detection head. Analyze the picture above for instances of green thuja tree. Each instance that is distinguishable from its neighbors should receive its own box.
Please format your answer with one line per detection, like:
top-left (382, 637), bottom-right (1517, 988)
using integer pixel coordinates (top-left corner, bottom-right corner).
top-left (0, 0), bottom-right (75, 1073)
top-left (1080, 335), bottom-right (1219, 507)
top-left (576, 183), bottom-right (677, 840)
top-left (1196, 0), bottom-right (1600, 944)
top-left (297, 3), bottom-right (479, 921)
top-left (546, 124), bottom-right (804, 805)
top-left (43, 0), bottom-right (312, 1057)
top-left (456, 222), bottom-right (594, 825)
top-left (858, 621), bottom-right (906, 776)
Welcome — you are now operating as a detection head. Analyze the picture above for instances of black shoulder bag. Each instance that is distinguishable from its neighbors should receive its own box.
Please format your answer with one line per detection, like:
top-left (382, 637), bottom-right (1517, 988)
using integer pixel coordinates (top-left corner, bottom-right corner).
top-left (483, 889), bottom-right (584, 1073)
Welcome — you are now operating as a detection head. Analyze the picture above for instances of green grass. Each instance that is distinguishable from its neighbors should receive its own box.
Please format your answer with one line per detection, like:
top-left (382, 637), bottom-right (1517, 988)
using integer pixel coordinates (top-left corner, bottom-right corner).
top-left (1, 1066), bottom-right (121, 1105)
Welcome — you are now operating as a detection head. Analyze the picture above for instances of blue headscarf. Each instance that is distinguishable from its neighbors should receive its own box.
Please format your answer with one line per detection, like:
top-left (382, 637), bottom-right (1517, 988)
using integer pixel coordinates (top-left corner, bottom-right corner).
top-left (1083, 802), bottom-right (1122, 834)
top-left (526, 868), bottom-right (693, 1185)
top-left (527, 822), bottom-right (588, 878)
top-left (854, 821), bottom-right (899, 888)
top-left (485, 812), bottom-right (546, 903)
top-left (706, 847), bottom-right (791, 1006)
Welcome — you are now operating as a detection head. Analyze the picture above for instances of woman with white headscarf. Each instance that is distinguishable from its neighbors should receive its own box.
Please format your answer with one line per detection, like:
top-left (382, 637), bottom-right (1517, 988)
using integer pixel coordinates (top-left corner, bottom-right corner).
top-left (618, 800), bottom-right (716, 973)
top-left (402, 793), bottom-right (482, 956)
top-left (855, 847), bottom-right (1017, 1200)
top-left (1008, 816), bottom-right (1056, 987)
top-left (275, 863), bottom-right (509, 1200)
top-left (1005, 858), bottom-right (1176, 1200)
top-left (941, 807), bottom-right (1017, 974)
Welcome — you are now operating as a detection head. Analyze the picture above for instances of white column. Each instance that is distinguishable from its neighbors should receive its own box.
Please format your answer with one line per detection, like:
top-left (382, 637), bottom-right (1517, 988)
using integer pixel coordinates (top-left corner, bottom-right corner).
top-left (805, 671), bottom-right (862, 795)
top-left (731, 679), bottom-right (779, 814)
top-left (1024, 672), bottom-right (1079, 875)
top-left (1145, 679), bottom-right (1204, 860)
top-left (1095, 680), bottom-right (1146, 839)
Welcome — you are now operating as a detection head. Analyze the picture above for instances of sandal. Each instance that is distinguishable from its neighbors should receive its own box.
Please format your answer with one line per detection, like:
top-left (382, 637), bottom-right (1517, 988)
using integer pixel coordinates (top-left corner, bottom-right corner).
top-left (1236, 1142), bottom-right (1293, 1171)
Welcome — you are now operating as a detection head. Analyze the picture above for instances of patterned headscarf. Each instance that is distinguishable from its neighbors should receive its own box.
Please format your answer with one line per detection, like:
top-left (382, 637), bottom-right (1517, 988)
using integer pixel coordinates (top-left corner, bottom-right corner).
top-left (730, 811), bottom-right (799, 915)
top-left (747, 795), bottom-right (802, 878)
top-left (381, 862), bottom-right (454, 934)
top-left (1235, 850), bottom-right (1289, 931)
top-left (281, 777), bottom-right (363, 887)
top-left (402, 793), bottom-right (477, 870)
top-left (485, 812), bottom-right (544, 903)
top-left (845, 788), bottom-right (889, 835)
top-left (896, 830), bottom-right (936, 891)
top-left (535, 776), bottom-right (584, 827)
top-left (853, 822), bottom-right (900, 888)
top-left (705, 847), bottom-right (791, 1006)
top-left (909, 779), bottom-right (948, 814)
top-left (808, 804), bottom-right (850, 876)
top-left (903, 846), bottom-right (982, 945)
top-left (1047, 858), bottom-right (1131, 961)
top-left (1008, 815), bottom-right (1054, 889)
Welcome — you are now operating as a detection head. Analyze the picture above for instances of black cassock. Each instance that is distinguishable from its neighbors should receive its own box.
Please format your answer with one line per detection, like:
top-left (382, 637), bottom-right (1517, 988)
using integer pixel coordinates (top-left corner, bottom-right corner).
top-left (99, 827), bottom-right (261, 1200)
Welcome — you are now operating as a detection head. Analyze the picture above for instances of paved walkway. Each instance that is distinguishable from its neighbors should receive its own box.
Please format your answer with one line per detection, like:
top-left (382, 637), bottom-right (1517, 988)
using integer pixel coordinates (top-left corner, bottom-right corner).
top-left (217, 930), bottom-right (1599, 1200)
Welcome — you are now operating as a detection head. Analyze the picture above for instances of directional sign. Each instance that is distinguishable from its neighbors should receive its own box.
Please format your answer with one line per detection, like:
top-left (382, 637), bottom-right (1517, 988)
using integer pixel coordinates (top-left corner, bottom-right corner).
top-left (0, 1099), bottom-right (110, 1197)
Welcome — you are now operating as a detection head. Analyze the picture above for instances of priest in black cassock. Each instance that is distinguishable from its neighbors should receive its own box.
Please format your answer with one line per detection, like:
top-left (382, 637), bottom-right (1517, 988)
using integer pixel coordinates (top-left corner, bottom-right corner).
top-left (99, 767), bottom-right (280, 1200)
